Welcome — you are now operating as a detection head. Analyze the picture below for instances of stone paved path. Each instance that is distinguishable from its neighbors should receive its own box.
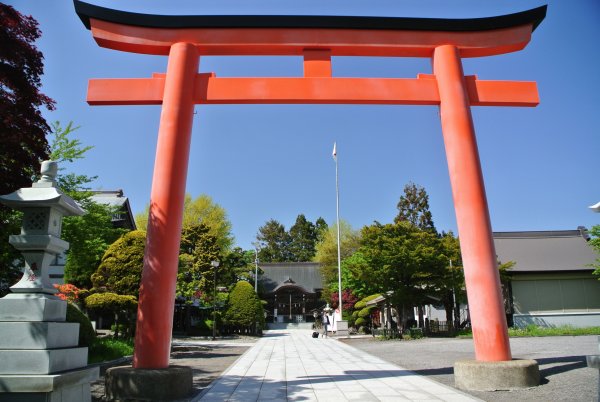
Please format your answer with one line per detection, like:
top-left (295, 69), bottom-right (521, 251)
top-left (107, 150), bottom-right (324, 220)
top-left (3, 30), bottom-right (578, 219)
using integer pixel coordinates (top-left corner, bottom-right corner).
top-left (196, 329), bottom-right (481, 401)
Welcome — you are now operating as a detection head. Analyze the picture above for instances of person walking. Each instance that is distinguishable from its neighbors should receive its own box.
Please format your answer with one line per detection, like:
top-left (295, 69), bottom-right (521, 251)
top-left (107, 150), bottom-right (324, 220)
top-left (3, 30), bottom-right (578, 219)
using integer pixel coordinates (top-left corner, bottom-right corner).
top-left (321, 313), bottom-right (330, 338)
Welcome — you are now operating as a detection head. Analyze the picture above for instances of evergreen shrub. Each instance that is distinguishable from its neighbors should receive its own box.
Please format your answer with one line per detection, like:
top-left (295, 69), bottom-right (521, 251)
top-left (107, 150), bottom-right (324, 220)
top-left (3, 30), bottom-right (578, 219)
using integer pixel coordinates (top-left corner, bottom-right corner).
top-left (91, 230), bottom-right (146, 297)
top-left (224, 281), bottom-right (264, 332)
top-left (66, 302), bottom-right (96, 347)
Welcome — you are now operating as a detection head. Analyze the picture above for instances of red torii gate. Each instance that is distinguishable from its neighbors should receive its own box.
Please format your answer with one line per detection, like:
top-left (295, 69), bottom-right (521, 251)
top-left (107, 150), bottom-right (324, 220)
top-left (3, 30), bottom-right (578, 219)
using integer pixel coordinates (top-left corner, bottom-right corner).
top-left (75, 1), bottom-right (546, 369)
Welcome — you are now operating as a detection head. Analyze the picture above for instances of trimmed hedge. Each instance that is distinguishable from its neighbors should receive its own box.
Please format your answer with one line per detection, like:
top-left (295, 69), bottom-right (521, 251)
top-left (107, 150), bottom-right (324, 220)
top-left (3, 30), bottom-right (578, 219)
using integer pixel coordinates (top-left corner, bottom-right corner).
top-left (358, 306), bottom-right (376, 318)
top-left (354, 293), bottom-right (382, 310)
top-left (91, 230), bottom-right (146, 297)
top-left (224, 281), bottom-right (264, 333)
top-left (66, 302), bottom-right (96, 347)
top-left (85, 292), bottom-right (137, 311)
top-left (85, 292), bottom-right (138, 338)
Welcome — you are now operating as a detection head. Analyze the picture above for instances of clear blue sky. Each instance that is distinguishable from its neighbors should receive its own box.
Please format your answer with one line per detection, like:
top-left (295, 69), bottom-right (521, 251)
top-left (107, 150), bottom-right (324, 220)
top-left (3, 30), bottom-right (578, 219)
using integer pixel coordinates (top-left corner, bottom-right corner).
top-left (7, 0), bottom-right (600, 250)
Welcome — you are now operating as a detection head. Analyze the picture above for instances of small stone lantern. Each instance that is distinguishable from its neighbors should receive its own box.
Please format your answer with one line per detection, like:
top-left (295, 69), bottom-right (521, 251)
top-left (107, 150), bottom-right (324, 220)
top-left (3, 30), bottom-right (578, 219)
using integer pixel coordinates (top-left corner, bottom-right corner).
top-left (0, 161), bottom-right (98, 402)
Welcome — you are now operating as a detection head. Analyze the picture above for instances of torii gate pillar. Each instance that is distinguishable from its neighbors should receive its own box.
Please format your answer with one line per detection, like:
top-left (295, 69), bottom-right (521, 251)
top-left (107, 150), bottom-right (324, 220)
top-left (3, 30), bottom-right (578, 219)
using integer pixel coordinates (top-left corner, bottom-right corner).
top-left (433, 45), bottom-right (510, 361)
top-left (74, 1), bottom-right (546, 389)
top-left (134, 43), bottom-right (199, 367)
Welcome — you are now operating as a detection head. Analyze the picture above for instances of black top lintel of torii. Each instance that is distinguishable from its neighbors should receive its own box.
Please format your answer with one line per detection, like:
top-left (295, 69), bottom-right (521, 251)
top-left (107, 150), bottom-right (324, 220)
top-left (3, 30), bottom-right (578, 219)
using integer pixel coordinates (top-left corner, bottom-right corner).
top-left (74, 0), bottom-right (546, 34)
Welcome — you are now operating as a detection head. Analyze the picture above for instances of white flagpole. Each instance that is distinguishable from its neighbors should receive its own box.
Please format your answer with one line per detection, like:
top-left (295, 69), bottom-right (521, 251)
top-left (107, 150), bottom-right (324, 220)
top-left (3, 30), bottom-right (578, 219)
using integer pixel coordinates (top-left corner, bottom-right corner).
top-left (333, 142), bottom-right (343, 319)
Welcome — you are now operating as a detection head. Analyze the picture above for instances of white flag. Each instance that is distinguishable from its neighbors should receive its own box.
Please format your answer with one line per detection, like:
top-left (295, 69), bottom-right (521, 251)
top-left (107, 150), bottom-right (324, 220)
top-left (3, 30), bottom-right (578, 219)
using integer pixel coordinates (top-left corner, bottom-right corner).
top-left (332, 142), bottom-right (337, 160)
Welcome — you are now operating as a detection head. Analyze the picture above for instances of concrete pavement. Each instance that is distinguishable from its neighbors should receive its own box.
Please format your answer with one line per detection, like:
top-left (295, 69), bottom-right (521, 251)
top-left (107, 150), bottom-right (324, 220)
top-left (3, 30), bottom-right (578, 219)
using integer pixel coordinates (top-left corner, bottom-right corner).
top-left (195, 329), bottom-right (481, 401)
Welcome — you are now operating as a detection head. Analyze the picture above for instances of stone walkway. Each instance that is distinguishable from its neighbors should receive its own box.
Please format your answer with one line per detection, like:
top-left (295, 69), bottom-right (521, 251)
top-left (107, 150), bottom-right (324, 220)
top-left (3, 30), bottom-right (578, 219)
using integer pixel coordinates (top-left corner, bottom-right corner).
top-left (195, 329), bottom-right (481, 401)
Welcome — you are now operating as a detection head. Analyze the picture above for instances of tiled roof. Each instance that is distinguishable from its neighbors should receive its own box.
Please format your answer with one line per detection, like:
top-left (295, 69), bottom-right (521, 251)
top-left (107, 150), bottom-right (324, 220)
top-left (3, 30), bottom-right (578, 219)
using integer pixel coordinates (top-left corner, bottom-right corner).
top-left (259, 262), bottom-right (323, 293)
top-left (493, 228), bottom-right (598, 272)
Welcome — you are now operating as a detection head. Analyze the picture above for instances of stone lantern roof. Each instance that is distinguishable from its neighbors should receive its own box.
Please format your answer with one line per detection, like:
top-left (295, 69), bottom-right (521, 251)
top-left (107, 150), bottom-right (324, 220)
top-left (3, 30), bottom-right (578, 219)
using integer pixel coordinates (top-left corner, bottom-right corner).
top-left (0, 161), bottom-right (84, 217)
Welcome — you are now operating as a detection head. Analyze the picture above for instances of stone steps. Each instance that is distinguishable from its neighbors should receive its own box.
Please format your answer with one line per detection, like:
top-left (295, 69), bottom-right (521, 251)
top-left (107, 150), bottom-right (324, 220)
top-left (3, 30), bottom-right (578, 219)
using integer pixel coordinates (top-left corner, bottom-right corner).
top-left (266, 322), bottom-right (315, 330)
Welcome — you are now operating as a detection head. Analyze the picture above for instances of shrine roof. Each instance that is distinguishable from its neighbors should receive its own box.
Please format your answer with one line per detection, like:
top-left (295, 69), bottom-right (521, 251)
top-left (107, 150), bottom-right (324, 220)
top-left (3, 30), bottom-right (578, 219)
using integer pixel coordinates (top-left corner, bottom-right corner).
top-left (74, 1), bottom-right (546, 33)
top-left (494, 228), bottom-right (598, 273)
top-left (260, 262), bottom-right (322, 294)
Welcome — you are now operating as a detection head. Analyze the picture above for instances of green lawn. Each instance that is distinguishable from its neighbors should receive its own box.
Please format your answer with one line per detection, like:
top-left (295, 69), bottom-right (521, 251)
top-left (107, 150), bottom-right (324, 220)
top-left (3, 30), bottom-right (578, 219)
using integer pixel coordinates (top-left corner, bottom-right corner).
top-left (456, 325), bottom-right (600, 338)
top-left (88, 338), bottom-right (134, 364)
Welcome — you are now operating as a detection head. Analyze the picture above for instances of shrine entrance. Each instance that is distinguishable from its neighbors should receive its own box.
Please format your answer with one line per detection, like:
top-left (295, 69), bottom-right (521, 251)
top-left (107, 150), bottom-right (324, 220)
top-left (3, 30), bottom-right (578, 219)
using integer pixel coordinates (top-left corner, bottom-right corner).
top-left (74, 1), bottom-right (546, 369)
top-left (269, 282), bottom-right (320, 324)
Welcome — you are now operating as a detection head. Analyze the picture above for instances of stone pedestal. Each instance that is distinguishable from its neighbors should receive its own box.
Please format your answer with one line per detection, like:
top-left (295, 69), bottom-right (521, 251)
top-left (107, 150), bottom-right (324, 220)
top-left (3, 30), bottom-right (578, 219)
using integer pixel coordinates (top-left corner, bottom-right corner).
top-left (454, 359), bottom-right (539, 391)
top-left (0, 161), bottom-right (98, 401)
top-left (334, 320), bottom-right (350, 337)
top-left (0, 296), bottom-right (99, 401)
top-left (105, 365), bottom-right (193, 401)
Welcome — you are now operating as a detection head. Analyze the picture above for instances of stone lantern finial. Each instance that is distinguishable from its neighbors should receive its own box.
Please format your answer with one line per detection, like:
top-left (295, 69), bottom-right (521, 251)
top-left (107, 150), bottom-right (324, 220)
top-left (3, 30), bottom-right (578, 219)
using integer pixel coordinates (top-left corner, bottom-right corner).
top-left (33, 160), bottom-right (58, 188)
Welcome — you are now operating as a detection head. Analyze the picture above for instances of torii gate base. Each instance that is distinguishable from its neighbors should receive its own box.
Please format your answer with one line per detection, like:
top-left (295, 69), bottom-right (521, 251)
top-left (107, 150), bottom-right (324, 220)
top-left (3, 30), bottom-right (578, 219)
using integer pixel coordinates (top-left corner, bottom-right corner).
top-left (75, 1), bottom-right (546, 396)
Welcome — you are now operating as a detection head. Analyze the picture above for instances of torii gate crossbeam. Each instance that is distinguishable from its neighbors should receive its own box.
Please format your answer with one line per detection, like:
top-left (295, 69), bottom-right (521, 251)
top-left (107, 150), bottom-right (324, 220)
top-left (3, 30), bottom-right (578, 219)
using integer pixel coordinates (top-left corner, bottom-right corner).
top-left (74, 1), bottom-right (546, 369)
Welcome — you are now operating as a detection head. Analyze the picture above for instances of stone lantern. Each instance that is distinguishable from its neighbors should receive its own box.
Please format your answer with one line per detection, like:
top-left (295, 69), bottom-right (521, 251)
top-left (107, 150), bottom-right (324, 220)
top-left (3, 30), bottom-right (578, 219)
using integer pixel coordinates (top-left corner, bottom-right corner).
top-left (0, 161), bottom-right (99, 402)
top-left (1, 160), bottom-right (83, 297)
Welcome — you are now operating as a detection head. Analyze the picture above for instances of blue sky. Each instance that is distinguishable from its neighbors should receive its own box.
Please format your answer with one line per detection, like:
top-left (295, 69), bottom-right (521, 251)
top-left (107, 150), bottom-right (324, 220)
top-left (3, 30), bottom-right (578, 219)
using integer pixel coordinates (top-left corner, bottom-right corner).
top-left (7, 0), bottom-right (600, 249)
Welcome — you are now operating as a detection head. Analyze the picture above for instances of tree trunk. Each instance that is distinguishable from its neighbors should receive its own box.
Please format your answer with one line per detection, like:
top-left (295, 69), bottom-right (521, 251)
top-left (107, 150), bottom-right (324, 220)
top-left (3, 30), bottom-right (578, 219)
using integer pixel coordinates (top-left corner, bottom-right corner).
top-left (113, 312), bottom-right (120, 339)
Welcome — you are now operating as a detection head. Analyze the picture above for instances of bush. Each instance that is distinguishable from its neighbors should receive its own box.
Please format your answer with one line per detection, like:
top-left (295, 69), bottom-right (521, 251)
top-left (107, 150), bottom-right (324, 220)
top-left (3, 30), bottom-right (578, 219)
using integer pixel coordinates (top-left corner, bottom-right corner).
top-left (85, 292), bottom-right (137, 338)
top-left (358, 306), bottom-right (376, 318)
top-left (355, 317), bottom-right (366, 327)
top-left (66, 302), bottom-right (96, 347)
top-left (91, 230), bottom-right (146, 297)
top-left (354, 294), bottom-right (382, 310)
top-left (85, 292), bottom-right (137, 311)
top-left (224, 281), bottom-right (263, 333)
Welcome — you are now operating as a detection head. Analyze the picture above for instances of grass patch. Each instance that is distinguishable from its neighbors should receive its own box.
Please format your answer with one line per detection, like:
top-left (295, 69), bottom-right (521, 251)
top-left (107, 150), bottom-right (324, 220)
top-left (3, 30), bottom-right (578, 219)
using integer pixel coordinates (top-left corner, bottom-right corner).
top-left (455, 325), bottom-right (600, 338)
top-left (508, 325), bottom-right (600, 337)
top-left (88, 337), bottom-right (134, 364)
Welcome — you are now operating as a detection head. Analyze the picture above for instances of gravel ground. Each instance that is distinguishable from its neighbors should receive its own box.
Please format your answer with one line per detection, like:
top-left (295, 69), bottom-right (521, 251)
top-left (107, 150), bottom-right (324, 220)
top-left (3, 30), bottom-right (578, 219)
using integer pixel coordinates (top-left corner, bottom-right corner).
top-left (91, 336), bottom-right (257, 402)
top-left (341, 335), bottom-right (599, 402)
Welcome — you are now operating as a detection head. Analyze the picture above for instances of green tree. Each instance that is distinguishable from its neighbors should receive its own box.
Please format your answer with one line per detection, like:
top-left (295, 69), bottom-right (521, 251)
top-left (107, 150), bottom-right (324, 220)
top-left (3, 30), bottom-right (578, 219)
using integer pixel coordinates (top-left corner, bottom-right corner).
top-left (342, 251), bottom-right (378, 299)
top-left (220, 247), bottom-right (257, 289)
top-left (135, 194), bottom-right (234, 251)
top-left (224, 281), bottom-right (264, 331)
top-left (315, 217), bottom-right (328, 243)
top-left (256, 219), bottom-right (291, 262)
top-left (177, 223), bottom-right (221, 302)
top-left (91, 230), bottom-right (146, 297)
top-left (46, 121), bottom-right (127, 289)
top-left (48, 121), bottom-right (96, 193)
top-left (288, 214), bottom-right (319, 262)
top-left (394, 182), bottom-right (436, 232)
top-left (589, 225), bottom-right (600, 280)
top-left (357, 221), bottom-right (445, 330)
top-left (313, 220), bottom-right (361, 300)
top-left (436, 231), bottom-right (465, 328)
top-left (63, 199), bottom-right (127, 288)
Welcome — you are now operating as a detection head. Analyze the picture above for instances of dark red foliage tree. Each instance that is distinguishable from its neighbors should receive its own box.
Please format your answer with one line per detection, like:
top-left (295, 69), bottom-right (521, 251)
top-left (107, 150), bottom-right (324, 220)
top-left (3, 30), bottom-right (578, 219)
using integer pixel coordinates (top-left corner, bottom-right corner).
top-left (0, 4), bottom-right (54, 296)
top-left (330, 289), bottom-right (358, 315)
top-left (0, 3), bottom-right (54, 194)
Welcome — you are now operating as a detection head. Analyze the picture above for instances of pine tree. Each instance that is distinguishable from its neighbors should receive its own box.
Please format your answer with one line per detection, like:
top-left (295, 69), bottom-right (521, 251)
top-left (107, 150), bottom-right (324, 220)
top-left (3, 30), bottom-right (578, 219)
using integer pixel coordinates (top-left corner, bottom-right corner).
top-left (256, 219), bottom-right (291, 262)
top-left (394, 182), bottom-right (436, 232)
top-left (288, 214), bottom-right (318, 262)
